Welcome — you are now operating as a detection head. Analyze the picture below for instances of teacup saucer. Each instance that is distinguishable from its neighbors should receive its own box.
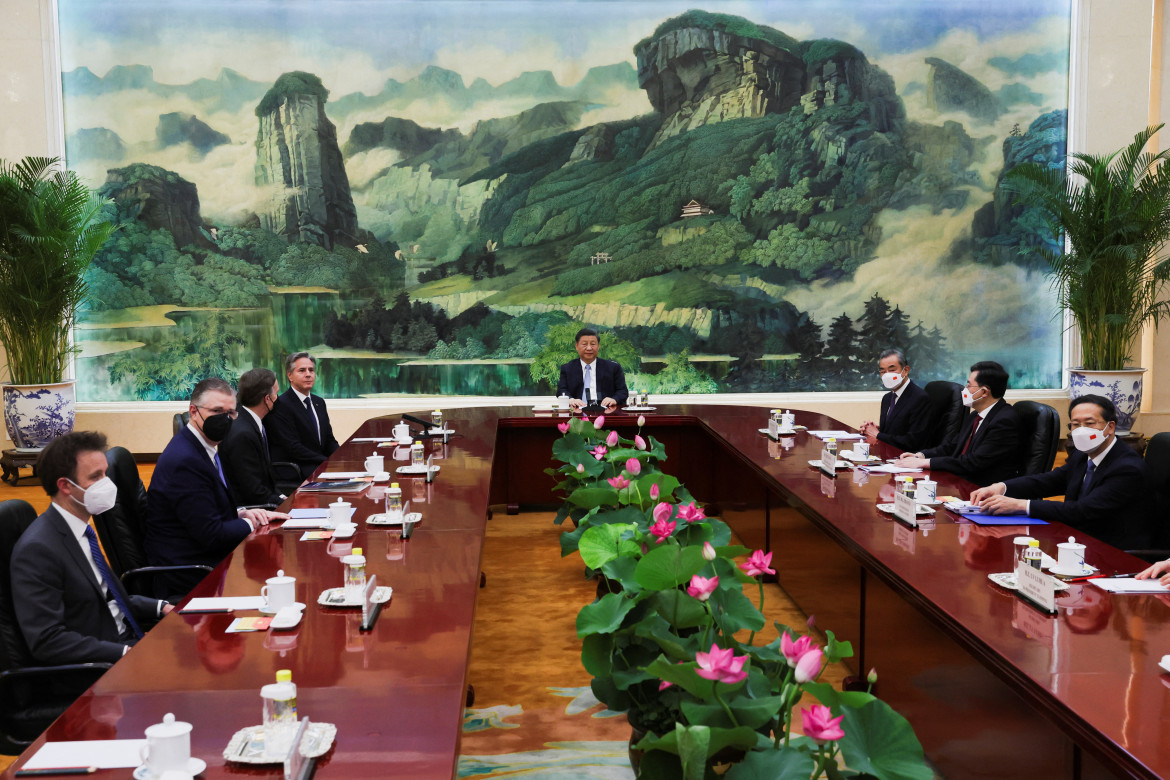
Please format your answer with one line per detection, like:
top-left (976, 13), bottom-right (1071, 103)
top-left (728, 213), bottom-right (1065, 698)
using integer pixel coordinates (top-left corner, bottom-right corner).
top-left (371, 472), bottom-right (391, 482)
top-left (133, 756), bottom-right (207, 779)
top-left (259, 601), bottom-right (305, 615)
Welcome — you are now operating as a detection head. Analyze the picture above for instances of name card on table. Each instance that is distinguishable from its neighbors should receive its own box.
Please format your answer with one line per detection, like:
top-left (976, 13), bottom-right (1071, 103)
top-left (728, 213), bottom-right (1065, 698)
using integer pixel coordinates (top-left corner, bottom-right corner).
top-left (767, 418), bottom-right (779, 439)
top-left (1015, 562), bottom-right (1057, 614)
top-left (820, 445), bottom-right (837, 475)
top-left (892, 489), bottom-right (918, 527)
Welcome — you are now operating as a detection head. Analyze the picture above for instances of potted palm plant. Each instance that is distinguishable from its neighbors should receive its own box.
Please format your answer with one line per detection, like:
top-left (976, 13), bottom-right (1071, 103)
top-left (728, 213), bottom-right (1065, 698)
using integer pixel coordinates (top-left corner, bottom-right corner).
top-left (1003, 125), bottom-right (1170, 434)
top-left (0, 156), bottom-right (115, 449)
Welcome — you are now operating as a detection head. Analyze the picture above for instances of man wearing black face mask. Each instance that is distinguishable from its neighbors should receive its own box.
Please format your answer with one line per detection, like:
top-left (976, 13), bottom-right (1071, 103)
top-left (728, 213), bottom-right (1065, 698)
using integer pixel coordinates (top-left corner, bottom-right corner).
top-left (11, 431), bottom-right (170, 664)
top-left (145, 378), bottom-right (288, 599)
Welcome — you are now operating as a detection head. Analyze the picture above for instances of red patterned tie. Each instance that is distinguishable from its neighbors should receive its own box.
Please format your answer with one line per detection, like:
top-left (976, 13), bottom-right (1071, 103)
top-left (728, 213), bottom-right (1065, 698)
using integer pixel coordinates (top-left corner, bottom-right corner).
top-left (959, 414), bottom-right (982, 455)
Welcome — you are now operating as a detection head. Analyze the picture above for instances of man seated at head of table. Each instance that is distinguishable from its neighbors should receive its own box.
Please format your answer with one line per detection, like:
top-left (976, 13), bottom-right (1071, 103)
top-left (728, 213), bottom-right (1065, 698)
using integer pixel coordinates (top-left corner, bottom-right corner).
top-left (858, 347), bottom-right (932, 452)
top-left (11, 432), bottom-right (172, 663)
top-left (969, 394), bottom-right (1153, 551)
top-left (220, 367), bottom-right (285, 507)
top-left (555, 327), bottom-right (629, 413)
top-left (145, 378), bottom-right (287, 599)
top-left (894, 360), bottom-right (1021, 485)
top-left (265, 351), bottom-right (340, 480)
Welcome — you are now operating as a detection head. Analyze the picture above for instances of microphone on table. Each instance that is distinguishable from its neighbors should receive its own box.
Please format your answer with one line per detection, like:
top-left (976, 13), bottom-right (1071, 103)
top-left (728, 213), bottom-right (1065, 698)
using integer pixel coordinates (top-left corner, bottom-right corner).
top-left (401, 413), bottom-right (432, 430)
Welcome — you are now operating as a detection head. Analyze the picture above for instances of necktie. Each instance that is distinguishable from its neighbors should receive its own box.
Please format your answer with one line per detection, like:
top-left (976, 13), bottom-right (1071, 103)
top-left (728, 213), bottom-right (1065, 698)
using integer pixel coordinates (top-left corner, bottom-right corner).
top-left (83, 524), bottom-right (143, 639)
top-left (304, 396), bottom-right (321, 444)
top-left (1082, 458), bottom-right (1096, 494)
top-left (959, 414), bottom-right (982, 455)
top-left (583, 364), bottom-right (592, 404)
top-left (213, 452), bottom-right (228, 488)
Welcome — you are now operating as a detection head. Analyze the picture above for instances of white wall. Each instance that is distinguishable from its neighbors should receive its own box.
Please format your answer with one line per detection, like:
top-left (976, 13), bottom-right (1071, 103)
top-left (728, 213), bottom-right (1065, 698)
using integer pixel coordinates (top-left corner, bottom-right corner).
top-left (0, 0), bottom-right (1163, 452)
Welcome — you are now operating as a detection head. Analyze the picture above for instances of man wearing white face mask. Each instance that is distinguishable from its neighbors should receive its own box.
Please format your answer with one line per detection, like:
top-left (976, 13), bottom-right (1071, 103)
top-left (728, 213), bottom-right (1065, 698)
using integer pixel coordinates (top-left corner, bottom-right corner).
top-left (896, 360), bottom-right (1021, 485)
top-left (859, 348), bottom-right (931, 451)
top-left (970, 395), bottom-right (1153, 550)
top-left (10, 431), bottom-right (171, 664)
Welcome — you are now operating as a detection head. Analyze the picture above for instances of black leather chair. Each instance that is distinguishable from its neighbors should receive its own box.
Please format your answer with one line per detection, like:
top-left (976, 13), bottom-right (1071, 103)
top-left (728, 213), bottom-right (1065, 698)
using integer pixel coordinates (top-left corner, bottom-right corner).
top-left (171, 411), bottom-right (190, 438)
top-left (0, 499), bottom-right (111, 753)
top-left (922, 380), bottom-right (964, 450)
top-left (1128, 432), bottom-right (1170, 562)
top-left (93, 447), bottom-right (213, 600)
top-left (1012, 400), bottom-right (1060, 476)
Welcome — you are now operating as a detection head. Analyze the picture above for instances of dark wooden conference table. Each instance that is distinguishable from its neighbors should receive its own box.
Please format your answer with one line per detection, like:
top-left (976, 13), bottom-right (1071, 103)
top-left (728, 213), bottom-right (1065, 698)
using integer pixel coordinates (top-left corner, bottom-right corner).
top-left (5, 405), bottom-right (1169, 779)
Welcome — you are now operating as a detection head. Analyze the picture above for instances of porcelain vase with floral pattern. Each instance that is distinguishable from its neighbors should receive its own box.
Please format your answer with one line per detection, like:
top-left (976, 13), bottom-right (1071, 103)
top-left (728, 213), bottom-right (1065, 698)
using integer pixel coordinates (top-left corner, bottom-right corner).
top-left (2, 381), bottom-right (77, 451)
top-left (1067, 368), bottom-right (1145, 436)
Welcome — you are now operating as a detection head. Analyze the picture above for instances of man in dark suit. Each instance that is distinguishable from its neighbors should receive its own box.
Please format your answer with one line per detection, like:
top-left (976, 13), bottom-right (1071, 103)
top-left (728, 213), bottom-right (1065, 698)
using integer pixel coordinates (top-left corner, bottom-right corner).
top-left (555, 328), bottom-right (629, 412)
top-left (221, 367), bottom-right (285, 507)
top-left (896, 361), bottom-right (1021, 485)
top-left (145, 378), bottom-right (285, 599)
top-left (11, 431), bottom-right (170, 664)
top-left (971, 395), bottom-right (1153, 550)
top-left (859, 348), bottom-right (932, 452)
top-left (265, 352), bottom-right (339, 479)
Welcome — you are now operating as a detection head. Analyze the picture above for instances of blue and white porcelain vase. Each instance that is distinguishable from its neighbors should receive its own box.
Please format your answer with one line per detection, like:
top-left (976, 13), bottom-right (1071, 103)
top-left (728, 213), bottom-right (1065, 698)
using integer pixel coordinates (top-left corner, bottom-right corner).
top-left (1, 380), bottom-right (77, 451)
top-left (1067, 368), bottom-right (1146, 436)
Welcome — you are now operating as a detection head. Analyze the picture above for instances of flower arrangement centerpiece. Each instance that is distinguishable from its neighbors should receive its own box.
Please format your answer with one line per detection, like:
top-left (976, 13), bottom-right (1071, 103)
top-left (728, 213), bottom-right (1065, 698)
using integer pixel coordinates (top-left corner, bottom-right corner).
top-left (549, 415), bottom-right (932, 779)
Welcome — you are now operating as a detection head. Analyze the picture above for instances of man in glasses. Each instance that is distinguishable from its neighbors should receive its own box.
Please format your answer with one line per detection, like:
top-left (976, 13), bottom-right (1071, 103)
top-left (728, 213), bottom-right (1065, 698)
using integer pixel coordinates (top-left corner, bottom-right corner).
top-left (145, 377), bottom-right (287, 599)
top-left (859, 348), bottom-right (932, 452)
top-left (895, 360), bottom-right (1021, 485)
top-left (970, 394), bottom-right (1152, 550)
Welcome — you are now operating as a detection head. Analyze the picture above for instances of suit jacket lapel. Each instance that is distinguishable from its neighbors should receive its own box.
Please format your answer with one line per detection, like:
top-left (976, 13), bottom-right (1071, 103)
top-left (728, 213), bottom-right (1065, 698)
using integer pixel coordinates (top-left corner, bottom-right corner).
top-left (1068, 453), bottom-right (1089, 500)
top-left (48, 506), bottom-right (107, 603)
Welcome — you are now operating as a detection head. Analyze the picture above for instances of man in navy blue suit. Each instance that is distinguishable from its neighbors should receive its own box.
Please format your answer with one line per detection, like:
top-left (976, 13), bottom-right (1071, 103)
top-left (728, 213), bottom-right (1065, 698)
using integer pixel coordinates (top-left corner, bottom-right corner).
top-left (859, 348), bottom-right (932, 452)
top-left (11, 431), bottom-right (171, 664)
top-left (265, 352), bottom-right (340, 479)
top-left (970, 394), bottom-right (1153, 550)
top-left (146, 378), bottom-right (286, 599)
top-left (555, 328), bottom-right (629, 412)
top-left (221, 367), bottom-right (284, 507)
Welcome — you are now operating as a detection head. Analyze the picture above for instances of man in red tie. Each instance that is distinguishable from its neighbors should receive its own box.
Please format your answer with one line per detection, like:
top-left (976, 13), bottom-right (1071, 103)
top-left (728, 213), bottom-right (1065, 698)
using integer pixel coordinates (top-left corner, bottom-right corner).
top-left (969, 395), bottom-right (1153, 550)
top-left (895, 361), bottom-right (1021, 485)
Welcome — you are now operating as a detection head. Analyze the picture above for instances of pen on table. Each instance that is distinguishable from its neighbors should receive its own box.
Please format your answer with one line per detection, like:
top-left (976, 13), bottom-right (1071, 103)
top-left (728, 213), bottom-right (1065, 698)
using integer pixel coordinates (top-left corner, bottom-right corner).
top-left (1065, 572), bottom-right (1143, 582)
top-left (15, 767), bottom-right (97, 776)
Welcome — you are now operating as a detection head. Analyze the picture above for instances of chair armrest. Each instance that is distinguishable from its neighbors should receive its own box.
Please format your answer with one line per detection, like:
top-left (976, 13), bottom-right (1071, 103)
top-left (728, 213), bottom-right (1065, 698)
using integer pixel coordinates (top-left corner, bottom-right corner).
top-left (0, 661), bottom-right (112, 682)
top-left (121, 564), bottom-right (215, 597)
top-left (1123, 549), bottom-right (1170, 565)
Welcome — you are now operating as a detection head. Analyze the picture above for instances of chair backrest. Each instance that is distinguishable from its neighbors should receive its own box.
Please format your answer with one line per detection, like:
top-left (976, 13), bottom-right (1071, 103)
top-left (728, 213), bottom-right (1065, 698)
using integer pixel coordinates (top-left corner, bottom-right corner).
top-left (1145, 432), bottom-right (1170, 548)
top-left (172, 411), bottom-right (190, 438)
top-left (922, 380), bottom-right (964, 449)
top-left (0, 499), bottom-right (39, 671)
top-left (93, 447), bottom-right (150, 578)
top-left (1013, 401), bottom-right (1060, 476)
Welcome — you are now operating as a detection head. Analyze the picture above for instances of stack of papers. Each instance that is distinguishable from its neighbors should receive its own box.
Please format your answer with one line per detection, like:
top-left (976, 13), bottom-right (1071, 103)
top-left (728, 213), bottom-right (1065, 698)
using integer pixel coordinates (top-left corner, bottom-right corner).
top-left (807, 430), bottom-right (864, 440)
top-left (179, 596), bottom-right (266, 613)
top-left (21, 740), bottom-right (148, 770)
top-left (857, 464), bottom-right (924, 474)
top-left (1090, 578), bottom-right (1170, 593)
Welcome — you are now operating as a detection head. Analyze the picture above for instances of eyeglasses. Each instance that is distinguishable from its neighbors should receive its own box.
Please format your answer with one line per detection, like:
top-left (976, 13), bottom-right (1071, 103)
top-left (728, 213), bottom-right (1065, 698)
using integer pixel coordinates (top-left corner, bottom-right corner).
top-left (1067, 421), bottom-right (1105, 431)
top-left (196, 405), bottom-right (238, 419)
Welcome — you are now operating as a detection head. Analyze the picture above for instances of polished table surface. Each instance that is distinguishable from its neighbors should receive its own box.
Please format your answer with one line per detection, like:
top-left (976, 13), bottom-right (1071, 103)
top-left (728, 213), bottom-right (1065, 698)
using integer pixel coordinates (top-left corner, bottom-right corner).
top-left (5, 404), bottom-right (1169, 778)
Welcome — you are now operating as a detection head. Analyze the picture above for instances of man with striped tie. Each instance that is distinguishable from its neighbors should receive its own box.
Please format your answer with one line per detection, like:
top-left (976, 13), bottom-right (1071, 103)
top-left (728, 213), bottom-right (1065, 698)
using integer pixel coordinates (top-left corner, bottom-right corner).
top-left (145, 378), bottom-right (286, 599)
top-left (265, 352), bottom-right (340, 479)
top-left (11, 432), bottom-right (171, 664)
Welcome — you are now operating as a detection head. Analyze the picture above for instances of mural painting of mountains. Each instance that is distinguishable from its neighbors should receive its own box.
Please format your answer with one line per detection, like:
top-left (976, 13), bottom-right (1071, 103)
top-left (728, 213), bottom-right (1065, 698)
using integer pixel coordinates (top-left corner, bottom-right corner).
top-left (63, 5), bottom-right (1069, 401)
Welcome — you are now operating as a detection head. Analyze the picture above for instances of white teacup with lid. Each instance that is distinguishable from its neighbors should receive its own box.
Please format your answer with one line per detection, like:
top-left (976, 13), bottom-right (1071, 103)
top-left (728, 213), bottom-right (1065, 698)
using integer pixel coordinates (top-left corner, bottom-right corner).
top-left (261, 569), bottom-right (295, 612)
top-left (364, 452), bottom-right (384, 474)
top-left (140, 713), bottom-right (192, 777)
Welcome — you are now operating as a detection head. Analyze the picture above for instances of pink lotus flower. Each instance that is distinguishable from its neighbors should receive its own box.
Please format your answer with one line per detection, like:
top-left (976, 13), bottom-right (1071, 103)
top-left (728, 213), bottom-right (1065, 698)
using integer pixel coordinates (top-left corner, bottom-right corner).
top-left (687, 574), bottom-right (718, 601)
top-left (794, 646), bottom-right (823, 684)
top-left (807, 614), bottom-right (816, 630)
top-left (867, 667), bottom-right (878, 684)
top-left (557, 421), bottom-right (569, 434)
top-left (625, 458), bottom-right (642, 476)
top-left (606, 430), bottom-right (619, 447)
top-left (678, 502), bottom-right (706, 523)
top-left (780, 631), bottom-right (817, 668)
top-left (652, 502), bottom-right (673, 524)
top-left (634, 434), bottom-right (647, 450)
top-left (607, 475), bottom-right (629, 490)
top-left (695, 643), bottom-right (748, 684)
top-left (801, 704), bottom-right (845, 744)
top-left (576, 463), bottom-right (585, 474)
top-left (740, 550), bottom-right (775, 578)
top-left (649, 517), bottom-right (676, 544)
top-left (702, 541), bottom-right (717, 561)
top-left (594, 415), bottom-right (606, 429)
top-left (658, 679), bottom-right (673, 691)
top-left (650, 483), bottom-right (660, 500)
top-left (637, 415), bottom-right (646, 427)
top-left (590, 444), bottom-right (607, 460)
